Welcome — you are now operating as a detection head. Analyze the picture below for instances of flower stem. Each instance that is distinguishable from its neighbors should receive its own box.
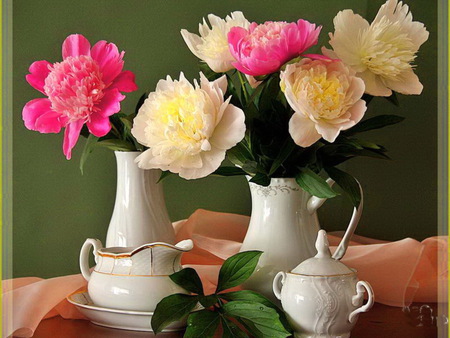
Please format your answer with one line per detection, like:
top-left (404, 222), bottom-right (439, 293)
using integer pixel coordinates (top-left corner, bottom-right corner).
top-left (110, 123), bottom-right (121, 139)
top-left (237, 71), bottom-right (249, 103)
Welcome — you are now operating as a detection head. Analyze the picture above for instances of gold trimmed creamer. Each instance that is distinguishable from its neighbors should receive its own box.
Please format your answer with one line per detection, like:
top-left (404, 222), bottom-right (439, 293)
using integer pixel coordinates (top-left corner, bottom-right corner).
top-left (80, 238), bottom-right (193, 311)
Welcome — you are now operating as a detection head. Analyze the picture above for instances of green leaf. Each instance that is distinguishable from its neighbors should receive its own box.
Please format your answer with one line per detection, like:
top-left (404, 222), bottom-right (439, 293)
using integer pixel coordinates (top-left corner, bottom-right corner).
top-left (157, 170), bottom-right (172, 183)
top-left (268, 139), bottom-right (296, 176)
top-left (211, 166), bottom-right (247, 177)
top-left (199, 62), bottom-right (223, 80)
top-left (120, 116), bottom-right (133, 132)
top-left (325, 167), bottom-right (361, 207)
top-left (221, 317), bottom-right (249, 338)
top-left (134, 92), bottom-right (148, 115)
top-left (216, 251), bottom-right (262, 293)
top-left (184, 310), bottom-right (220, 338)
top-left (249, 173), bottom-right (270, 186)
top-left (385, 91), bottom-right (399, 106)
top-left (345, 115), bottom-right (405, 135)
top-left (296, 168), bottom-right (339, 198)
top-left (79, 134), bottom-right (99, 175)
top-left (199, 295), bottom-right (219, 309)
top-left (151, 294), bottom-right (198, 334)
top-left (96, 139), bottom-right (135, 151)
top-left (227, 142), bottom-right (254, 168)
top-left (220, 291), bottom-right (292, 333)
top-left (353, 139), bottom-right (382, 150)
top-left (222, 301), bottom-right (290, 338)
top-left (361, 93), bottom-right (374, 105)
top-left (170, 268), bottom-right (204, 295)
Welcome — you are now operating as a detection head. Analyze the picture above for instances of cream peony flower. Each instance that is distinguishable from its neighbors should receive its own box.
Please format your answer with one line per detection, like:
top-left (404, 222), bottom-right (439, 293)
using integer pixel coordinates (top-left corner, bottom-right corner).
top-left (281, 58), bottom-right (366, 147)
top-left (181, 11), bottom-right (250, 73)
top-left (131, 72), bottom-right (246, 179)
top-left (322, 0), bottom-right (429, 96)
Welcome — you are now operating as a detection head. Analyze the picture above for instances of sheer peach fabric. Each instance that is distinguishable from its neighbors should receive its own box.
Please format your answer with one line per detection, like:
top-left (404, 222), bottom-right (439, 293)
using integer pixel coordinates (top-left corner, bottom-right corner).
top-left (3, 210), bottom-right (446, 337)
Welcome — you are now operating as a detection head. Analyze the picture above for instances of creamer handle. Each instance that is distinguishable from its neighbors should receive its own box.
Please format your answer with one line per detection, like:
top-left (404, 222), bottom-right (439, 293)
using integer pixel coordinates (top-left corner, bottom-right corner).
top-left (332, 179), bottom-right (363, 260)
top-left (79, 238), bottom-right (102, 281)
top-left (348, 281), bottom-right (374, 324)
top-left (307, 178), bottom-right (335, 213)
top-left (272, 272), bottom-right (286, 300)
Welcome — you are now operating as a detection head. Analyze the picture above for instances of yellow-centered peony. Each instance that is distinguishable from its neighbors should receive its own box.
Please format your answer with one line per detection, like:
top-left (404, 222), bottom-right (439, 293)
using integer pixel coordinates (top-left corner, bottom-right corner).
top-left (131, 72), bottom-right (246, 179)
top-left (323, 0), bottom-right (429, 96)
top-left (281, 58), bottom-right (366, 147)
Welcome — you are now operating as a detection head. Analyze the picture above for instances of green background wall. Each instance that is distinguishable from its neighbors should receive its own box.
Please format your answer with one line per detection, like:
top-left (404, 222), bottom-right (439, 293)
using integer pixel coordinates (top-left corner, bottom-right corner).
top-left (11, 0), bottom-right (437, 278)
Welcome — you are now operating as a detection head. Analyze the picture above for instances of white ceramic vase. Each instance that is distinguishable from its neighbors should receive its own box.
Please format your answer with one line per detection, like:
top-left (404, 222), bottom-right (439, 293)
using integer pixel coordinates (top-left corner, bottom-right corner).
top-left (240, 177), bottom-right (362, 301)
top-left (105, 151), bottom-right (175, 247)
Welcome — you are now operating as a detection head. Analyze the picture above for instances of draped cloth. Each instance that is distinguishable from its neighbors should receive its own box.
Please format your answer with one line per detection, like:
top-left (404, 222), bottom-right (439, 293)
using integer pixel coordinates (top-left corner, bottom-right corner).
top-left (3, 210), bottom-right (446, 337)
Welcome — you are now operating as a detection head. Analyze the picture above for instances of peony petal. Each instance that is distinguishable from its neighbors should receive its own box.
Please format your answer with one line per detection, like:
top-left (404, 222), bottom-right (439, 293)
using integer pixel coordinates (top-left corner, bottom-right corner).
top-left (289, 113), bottom-right (321, 147)
top-left (86, 113), bottom-right (111, 137)
top-left (329, 10), bottom-right (369, 71)
top-left (35, 111), bottom-right (67, 134)
top-left (25, 60), bottom-right (52, 94)
top-left (209, 103), bottom-right (246, 150)
top-left (131, 112), bottom-right (150, 146)
top-left (373, 0), bottom-right (429, 50)
top-left (227, 26), bottom-right (248, 60)
top-left (315, 122), bottom-right (342, 143)
top-left (383, 69), bottom-right (423, 95)
top-left (180, 29), bottom-right (204, 60)
top-left (22, 98), bottom-right (52, 131)
top-left (346, 99), bottom-right (367, 127)
top-left (91, 40), bottom-right (124, 85)
top-left (62, 120), bottom-right (84, 160)
top-left (179, 148), bottom-right (226, 180)
top-left (321, 47), bottom-right (339, 60)
top-left (358, 70), bottom-right (392, 97)
top-left (110, 70), bottom-right (138, 93)
top-left (295, 19), bottom-right (321, 53)
top-left (96, 88), bottom-right (125, 117)
top-left (62, 34), bottom-right (91, 59)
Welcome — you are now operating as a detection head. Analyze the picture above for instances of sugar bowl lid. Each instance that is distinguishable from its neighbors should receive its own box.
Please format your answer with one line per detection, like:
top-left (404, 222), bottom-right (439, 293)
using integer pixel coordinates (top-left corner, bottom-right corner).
top-left (291, 230), bottom-right (354, 276)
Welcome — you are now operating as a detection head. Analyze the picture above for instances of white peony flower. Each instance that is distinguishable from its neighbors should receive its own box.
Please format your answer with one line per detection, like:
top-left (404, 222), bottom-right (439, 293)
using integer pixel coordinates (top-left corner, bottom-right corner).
top-left (181, 11), bottom-right (250, 73)
top-left (281, 58), bottom-right (366, 147)
top-left (131, 72), bottom-right (246, 179)
top-left (322, 0), bottom-right (429, 96)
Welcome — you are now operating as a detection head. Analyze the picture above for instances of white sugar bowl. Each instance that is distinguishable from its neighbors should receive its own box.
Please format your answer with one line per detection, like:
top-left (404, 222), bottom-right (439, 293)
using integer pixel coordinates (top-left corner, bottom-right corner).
top-left (273, 230), bottom-right (374, 338)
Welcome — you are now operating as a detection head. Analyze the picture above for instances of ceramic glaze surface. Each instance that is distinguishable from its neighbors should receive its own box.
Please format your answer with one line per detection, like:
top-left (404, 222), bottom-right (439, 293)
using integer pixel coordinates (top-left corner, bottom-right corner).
top-left (283, 274), bottom-right (360, 337)
top-left (67, 291), bottom-right (187, 332)
top-left (240, 178), bottom-right (362, 301)
top-left (272, 230), bottom-right (374, 338)
top-left (106, 151), bottom-right (175, 247)
top-left (80, 238), bottom-right (193, 311)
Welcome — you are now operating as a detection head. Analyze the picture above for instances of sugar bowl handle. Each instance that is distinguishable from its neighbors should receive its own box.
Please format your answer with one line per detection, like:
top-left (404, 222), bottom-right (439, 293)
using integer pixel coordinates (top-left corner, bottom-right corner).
top-left (80, 238), bottom-right (102, 281)
top-left (273, 272), bottom-right (287, 300)
top-left (348, 281), bottom-right (374, 323)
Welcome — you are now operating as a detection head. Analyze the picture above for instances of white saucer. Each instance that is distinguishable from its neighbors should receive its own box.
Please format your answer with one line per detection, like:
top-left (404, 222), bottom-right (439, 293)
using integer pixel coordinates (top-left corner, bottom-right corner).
top-left (67, 291), bottom-right (186, 332)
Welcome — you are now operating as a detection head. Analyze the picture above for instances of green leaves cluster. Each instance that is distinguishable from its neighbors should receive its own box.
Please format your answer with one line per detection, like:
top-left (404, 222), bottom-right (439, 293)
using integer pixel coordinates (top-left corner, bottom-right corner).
top-left (200, 63), bottom-right (404, 207)
top-left (151, 251), bottom-right (291, 337)
top-left (79, 92), bottom-right (148, 174)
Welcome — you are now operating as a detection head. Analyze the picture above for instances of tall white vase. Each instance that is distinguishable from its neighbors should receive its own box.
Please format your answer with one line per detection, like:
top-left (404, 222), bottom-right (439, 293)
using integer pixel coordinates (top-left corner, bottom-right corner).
top-left (105, 151), bottom-right (175, 247)
top-left (240, 177), bottom-right (362, 301)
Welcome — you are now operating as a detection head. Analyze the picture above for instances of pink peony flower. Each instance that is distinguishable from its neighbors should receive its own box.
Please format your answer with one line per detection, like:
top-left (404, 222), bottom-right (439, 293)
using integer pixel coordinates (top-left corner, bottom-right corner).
top-left (23, 34), bottom-right (138, 159)
top-left (228, 20), bottom-right (322, 76)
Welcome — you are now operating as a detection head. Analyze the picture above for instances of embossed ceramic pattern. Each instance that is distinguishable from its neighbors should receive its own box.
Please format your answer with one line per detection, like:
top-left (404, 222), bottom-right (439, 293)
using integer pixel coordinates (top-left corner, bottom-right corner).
top-left (278, 273), bottom-right (371, 338)
top-left (80, 238), bottom-right (194, 311)
top-left (273, 230), bottom-right (374, 338)
top-left (106, 151), bottom-right (176, 247)
top-left (240, 178), bottom-right (363, 301)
